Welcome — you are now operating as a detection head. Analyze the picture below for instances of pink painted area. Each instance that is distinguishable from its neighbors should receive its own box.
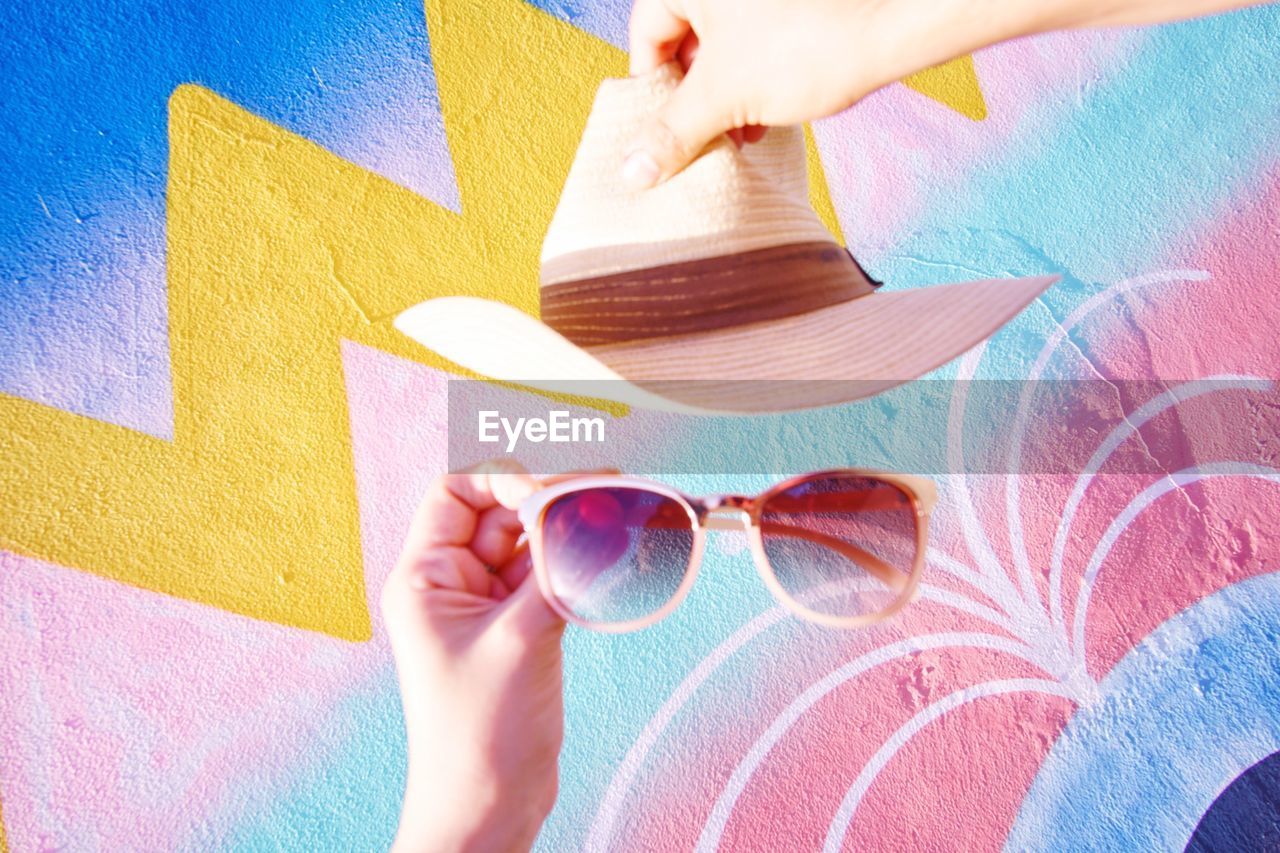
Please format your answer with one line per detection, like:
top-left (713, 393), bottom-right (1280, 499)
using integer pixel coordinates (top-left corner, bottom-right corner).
top-left (720, 647), bottom-right (1051, 852)
top-left (932, 166), bottom-right (1280, 682)
top-left (1143, 165), bottom-right (1280, 378)
top-left (1069, 166), bottom-right (1280, 674)
top-left (0, 341), bottom-right (451, 849)
top-left (589, 594), bottom-right (1038, 850)
top-left (0, 550), bottom-right (360, 849)
top-left (1082, 476), bottom-right (1280, 675)
top-left (844, 690), bottom-right (1072, 852)
top-left (815, 29), bottom-right (1139, 249)
top-left (338, 339), bottom-right (453, 643)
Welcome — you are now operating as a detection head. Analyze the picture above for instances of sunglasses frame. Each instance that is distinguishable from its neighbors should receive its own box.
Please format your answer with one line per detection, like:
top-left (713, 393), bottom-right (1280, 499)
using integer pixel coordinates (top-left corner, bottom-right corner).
top-left (517, 470), bottom-right (937, 633)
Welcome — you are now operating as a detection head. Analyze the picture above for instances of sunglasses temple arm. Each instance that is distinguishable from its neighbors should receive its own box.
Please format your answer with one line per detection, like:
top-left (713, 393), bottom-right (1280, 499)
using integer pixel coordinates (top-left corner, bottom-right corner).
top-left (757, 521), bottom-right (909, 593)
top-left (762, 492), bottom-right (908, 514)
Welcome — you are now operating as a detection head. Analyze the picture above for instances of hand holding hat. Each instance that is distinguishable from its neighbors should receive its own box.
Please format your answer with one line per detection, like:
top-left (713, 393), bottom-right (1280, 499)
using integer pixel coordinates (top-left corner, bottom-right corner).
top-left (621, 0), bottom-right (1031, 189)
top-left (396, 64), bottom-right (1057, 414)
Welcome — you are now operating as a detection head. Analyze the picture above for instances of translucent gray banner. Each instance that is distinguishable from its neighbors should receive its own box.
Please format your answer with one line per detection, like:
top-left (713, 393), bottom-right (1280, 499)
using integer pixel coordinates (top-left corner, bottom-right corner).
top-left (445, 378), bottom-right (1280, 476)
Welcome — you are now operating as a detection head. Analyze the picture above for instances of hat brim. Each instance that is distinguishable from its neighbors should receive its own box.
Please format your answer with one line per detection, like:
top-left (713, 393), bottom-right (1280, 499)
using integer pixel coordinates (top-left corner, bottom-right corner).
top-left (394, 274), bottom-right (1058, 414)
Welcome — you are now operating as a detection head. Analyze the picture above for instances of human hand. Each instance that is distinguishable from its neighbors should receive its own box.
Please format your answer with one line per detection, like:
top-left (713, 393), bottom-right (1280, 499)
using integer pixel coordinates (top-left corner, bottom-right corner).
top-left (382, 460), bottom-right (602, 852)
top-left (622, 0), bottom-right (1264, 189)
top-left (621, 0), bottom-right (1021, 190)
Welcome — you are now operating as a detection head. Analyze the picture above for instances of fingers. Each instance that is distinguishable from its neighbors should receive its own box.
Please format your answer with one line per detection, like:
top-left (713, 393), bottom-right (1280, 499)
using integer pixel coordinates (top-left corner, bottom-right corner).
top-left (449, 458), bottom-right (539, 513)
top-left (415, 479), bottom-right (478, 548)
top-left (675, 29), bottom-right (725, 145)
top-left (379, 545), bottom-right (506, 641)
top-left (389, 461), bottom-right (530, 609)
top-left (628, 0), bottom-right (689, 75)
top-left (471, 505), bottom-right (525, 569)
top-left (404, 461), bottom-right (536, 554)
top-left (407, 545), bottom-right (511, 598)
top-left (674, 28), bottom-right (699, 70)
top-left (622, 56), bottom-right (734, 191)
top-left (388, 463), bottom-right (624, 616)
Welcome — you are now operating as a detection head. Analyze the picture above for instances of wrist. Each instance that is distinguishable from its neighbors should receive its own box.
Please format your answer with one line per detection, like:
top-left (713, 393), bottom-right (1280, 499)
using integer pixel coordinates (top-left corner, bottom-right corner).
top-left (392, 812), bottom-right (543, 853)
top-left (393, 768), bottom-right (554, 853)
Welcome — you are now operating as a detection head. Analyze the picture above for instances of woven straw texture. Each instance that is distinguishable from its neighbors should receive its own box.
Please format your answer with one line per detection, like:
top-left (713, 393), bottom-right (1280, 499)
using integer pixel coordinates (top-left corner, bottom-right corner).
top-left (539, 63), bottom-right (834, 283)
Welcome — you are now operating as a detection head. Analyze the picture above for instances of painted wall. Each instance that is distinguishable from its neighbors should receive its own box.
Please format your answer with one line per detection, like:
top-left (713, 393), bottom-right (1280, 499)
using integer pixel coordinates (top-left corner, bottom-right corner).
top-left (2, 0), bottom-right (1279, 849)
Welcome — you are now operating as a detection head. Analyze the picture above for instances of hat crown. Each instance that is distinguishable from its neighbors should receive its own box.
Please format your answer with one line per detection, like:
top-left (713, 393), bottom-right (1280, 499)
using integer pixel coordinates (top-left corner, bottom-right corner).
top-left (539, 64), bottom-right (834, 286)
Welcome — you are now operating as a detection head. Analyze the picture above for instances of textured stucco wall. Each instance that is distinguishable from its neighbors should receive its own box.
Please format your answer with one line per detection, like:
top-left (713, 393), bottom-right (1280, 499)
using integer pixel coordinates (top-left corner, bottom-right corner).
top-left (2, 0), bottom-right (1279, 850)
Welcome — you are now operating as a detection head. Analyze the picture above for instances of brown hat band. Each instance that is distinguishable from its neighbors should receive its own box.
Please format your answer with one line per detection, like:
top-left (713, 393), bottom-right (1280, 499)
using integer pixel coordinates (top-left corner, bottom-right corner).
top-left (540, 241), bottom-right (880, 347)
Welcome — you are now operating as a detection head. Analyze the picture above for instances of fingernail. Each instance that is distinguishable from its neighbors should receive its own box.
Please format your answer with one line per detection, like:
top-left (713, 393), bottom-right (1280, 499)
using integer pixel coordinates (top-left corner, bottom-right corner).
top-left (621, 150), bottom-right (660, 190)
top-left (493, 473), bottom-right (538, 510)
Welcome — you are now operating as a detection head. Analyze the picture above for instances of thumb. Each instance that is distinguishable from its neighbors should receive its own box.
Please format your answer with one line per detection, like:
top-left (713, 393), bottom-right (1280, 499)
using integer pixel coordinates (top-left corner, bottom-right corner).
top-left (498, 561), bottom-right (567, 637)
top-left (622, 60), bottom-right (734, 190)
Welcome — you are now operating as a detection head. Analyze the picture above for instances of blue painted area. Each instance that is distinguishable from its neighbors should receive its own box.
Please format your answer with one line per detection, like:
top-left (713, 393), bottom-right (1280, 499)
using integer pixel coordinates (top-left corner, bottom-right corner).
top-left (1187, 750), bottom-right (1280, 852)
top-left (1006, 572), bottom-right (1280, 851)
top-left (0, 0), bottom-right (458, 437)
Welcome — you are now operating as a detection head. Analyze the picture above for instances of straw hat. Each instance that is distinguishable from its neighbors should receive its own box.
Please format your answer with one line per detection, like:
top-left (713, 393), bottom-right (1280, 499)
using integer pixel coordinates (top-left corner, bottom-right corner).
top-left (396, 63), bottom-right (1057, 414)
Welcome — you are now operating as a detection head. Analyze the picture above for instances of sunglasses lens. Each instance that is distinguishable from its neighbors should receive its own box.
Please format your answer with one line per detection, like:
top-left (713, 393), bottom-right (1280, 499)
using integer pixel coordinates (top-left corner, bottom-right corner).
top-left (540, 487), bottom-right (695, 626)
top-left (759, 475), bottom-right (919, 619)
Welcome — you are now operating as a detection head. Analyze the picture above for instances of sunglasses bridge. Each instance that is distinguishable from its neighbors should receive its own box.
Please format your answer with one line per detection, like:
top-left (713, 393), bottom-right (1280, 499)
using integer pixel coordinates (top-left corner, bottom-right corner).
top-left (695, 495), bottom-right (754, 531)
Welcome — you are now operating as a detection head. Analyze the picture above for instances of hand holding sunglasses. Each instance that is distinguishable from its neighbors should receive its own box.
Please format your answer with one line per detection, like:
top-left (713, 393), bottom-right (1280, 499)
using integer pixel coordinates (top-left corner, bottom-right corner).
top-left (383, 461), bottom-right (586, 853)
top-left (518, 470), bottom-right (937, 632)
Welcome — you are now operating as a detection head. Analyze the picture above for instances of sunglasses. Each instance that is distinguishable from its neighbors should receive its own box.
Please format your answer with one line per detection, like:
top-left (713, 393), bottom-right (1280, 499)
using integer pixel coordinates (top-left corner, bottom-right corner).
top-left (517, 470), bottom-right (937, 632)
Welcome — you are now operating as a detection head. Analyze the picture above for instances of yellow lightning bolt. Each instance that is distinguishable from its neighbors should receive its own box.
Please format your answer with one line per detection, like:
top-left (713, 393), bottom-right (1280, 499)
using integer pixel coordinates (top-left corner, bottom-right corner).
top-left (904, 55), bottom-right (989, 120)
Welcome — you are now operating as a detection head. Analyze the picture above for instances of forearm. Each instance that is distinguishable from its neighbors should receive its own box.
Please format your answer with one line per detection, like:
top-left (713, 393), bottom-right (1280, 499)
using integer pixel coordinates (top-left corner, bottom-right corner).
top-left (1048, 0), bottom-right (1268, 29)
top-left (918, 0), bottom-right (1268, 53)
top-left (390, 727), bottom-right (558, 853)
top-left (850, 0), bottom-right (1266, 106)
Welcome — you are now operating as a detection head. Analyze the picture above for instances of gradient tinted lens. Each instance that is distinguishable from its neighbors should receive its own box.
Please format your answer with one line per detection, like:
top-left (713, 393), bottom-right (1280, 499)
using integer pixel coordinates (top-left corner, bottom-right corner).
top-left (759, 475), bottom-right (918, 618)
top-left (540, 487), bottom-right (696, 625)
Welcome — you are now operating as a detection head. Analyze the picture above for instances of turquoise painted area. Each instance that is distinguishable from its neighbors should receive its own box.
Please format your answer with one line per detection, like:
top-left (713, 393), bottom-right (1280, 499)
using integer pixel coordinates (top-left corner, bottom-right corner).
top-left (540, 474), bottom-right (787, 850)
top-left (205, 670), bottom-right (406, 853)
top-left (1006, 571), bottom-right (1280, 851)
top-left (873, 7), bottom-right (1280, 293)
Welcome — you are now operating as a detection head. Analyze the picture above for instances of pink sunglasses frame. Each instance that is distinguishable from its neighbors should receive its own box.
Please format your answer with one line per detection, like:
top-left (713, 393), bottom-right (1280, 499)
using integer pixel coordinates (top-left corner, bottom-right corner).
top-left (516, 469), bottom-right (937, 633)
